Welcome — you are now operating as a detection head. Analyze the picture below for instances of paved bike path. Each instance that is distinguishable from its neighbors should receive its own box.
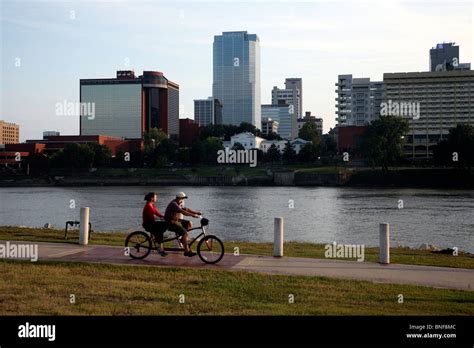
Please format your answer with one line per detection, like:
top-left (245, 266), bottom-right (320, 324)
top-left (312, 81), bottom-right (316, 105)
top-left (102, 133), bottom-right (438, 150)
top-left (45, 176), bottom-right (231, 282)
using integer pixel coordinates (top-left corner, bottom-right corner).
top-left (2, 240), bottom-right (473, 291)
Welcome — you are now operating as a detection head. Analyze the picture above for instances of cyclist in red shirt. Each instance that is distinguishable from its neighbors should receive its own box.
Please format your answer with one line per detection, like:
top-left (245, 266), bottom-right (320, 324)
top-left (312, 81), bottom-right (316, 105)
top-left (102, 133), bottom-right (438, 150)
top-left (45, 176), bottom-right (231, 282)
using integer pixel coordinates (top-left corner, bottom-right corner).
top-left (142, 192), bottom-right (167, 256)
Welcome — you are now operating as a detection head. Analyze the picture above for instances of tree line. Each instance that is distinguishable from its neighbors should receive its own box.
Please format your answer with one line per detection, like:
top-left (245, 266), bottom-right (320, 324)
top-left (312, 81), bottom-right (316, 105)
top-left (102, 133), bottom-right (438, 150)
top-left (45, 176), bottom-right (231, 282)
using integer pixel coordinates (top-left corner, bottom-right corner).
top-left (45, 118), bottom-right (474, 171)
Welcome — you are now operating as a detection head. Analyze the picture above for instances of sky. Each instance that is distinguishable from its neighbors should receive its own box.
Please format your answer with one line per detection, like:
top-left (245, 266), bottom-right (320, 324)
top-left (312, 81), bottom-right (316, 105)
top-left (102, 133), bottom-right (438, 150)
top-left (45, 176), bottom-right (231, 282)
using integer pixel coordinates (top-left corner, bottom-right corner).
top-left (1, 0), bottom-right (473, 141)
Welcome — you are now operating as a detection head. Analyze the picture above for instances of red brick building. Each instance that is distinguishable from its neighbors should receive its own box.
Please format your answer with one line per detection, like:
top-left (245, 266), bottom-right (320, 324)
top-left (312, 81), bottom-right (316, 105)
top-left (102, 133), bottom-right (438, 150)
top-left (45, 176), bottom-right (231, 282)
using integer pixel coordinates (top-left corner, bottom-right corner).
top-left (179, 118), bottom-right (200, 148)
top-left (0, 143), bottom-right (46, 167)
top-left (24, 135), bottom-right (143, 156)
top-left (337, 126), bottom-right (366, 158)
top-left (1, 135), bottom-right (142, 168)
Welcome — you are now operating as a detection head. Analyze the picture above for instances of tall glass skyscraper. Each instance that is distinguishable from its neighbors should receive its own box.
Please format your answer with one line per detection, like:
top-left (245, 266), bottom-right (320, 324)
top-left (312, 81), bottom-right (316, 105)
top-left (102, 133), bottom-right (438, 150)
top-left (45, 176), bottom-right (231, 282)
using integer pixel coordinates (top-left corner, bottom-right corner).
top-left (213, 31), bottom-right (261, 127)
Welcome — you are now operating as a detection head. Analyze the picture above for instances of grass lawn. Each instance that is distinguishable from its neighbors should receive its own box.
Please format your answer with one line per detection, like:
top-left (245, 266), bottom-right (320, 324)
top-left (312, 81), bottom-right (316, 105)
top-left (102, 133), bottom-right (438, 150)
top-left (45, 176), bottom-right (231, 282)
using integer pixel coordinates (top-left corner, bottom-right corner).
top-left (176, 166), bottom-right (269, 177)
top-left (92, 166), bottom-right (271, 178)
top-left (92, 168), bottom-right (170, 177)
top-left (296, 166), bottom-right (347, 174)
top-left (1, 226), bottom-right (473, 269)
top-left (91, 165), bottom-right (354, 177)
top-left (0, 260), bottom-right (473, 315)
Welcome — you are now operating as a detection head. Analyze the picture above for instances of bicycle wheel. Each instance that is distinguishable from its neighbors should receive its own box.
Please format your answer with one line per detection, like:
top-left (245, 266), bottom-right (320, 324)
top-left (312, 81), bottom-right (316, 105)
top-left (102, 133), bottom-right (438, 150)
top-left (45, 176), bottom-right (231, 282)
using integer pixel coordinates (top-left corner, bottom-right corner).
top-left (197, 235), bottom-right (224, 264)
top-left (125, 231), bottom-right (152, 259)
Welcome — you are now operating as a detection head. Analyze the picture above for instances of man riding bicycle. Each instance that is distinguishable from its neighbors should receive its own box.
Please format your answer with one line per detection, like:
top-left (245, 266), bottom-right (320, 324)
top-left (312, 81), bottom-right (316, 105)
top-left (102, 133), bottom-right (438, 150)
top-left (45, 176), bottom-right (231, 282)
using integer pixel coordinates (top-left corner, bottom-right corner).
top-left (164, 192), bottom-right (201, 257)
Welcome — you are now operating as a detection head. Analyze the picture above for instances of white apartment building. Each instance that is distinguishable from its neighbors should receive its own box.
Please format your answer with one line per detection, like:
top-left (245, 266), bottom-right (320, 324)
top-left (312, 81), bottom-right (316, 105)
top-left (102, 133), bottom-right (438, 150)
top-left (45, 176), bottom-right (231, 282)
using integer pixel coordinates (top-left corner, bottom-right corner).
top-left (335, 74), bottom-right (385, 126)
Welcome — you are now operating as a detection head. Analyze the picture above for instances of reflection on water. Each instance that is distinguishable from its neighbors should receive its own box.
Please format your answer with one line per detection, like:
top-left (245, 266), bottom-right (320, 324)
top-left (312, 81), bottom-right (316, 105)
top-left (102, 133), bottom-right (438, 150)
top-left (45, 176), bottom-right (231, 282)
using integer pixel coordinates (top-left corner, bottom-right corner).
top-left (0, 186), bottom-right (473, 252)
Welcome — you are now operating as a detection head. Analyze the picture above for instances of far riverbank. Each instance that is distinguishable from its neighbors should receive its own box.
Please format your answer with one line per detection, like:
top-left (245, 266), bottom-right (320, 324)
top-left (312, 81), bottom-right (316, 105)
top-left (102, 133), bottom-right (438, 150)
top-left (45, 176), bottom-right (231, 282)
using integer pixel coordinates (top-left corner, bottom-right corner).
top-left (1, 167), bottom-right (473, 188)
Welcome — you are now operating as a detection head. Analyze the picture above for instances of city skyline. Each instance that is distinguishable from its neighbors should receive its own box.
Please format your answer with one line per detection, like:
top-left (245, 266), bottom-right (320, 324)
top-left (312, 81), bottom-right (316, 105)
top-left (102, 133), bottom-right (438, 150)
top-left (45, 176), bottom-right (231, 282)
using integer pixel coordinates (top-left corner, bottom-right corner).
top-left (1, 0), bottom-right (473, 141)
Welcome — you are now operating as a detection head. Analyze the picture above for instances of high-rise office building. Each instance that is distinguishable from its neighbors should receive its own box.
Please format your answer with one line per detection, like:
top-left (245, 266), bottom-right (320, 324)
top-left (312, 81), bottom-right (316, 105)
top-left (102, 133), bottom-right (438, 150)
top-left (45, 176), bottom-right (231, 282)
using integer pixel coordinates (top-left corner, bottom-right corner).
top-left (335, 75), bottom-right (385, 126)
top-left (212, 31), bottom-right (261, 127)
top-left (430, 43), bottom-right (459, 72)
top-left (384, 70), bottom-right (474, 159)
top-left (0, 120), bottom-right (20, 145)
top-left (272, 86), bottom-right (297, 109)
top-left (80, 70), bottom-right (179, 141)
top-left (262, 102), bottom-right (293, 139)
top-left (271, 85), bottom-right (298, 138)
top-left (284, 78), bottom-right (303, 117)
top-left (194, 97), bottom-right (223, 126)
top-left (429, 42), bottom-right (470, 71)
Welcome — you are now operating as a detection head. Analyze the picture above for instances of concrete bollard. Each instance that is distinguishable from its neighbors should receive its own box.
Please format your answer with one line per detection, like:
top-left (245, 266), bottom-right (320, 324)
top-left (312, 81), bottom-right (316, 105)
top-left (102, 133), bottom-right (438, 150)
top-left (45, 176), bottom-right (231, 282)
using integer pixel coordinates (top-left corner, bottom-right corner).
top-left (79, 207), bottom-right (90, 246)
top-left (379, 223), bottom-right (390, 264)
top-left (274, 217), bottom-right (284, 257)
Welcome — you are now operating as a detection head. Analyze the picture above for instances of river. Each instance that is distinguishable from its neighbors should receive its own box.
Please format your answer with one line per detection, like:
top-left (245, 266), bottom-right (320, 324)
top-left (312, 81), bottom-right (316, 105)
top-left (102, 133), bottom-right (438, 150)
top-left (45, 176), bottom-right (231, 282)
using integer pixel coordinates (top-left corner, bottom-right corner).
top-left (0, 186), bottom-right (473, 252)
